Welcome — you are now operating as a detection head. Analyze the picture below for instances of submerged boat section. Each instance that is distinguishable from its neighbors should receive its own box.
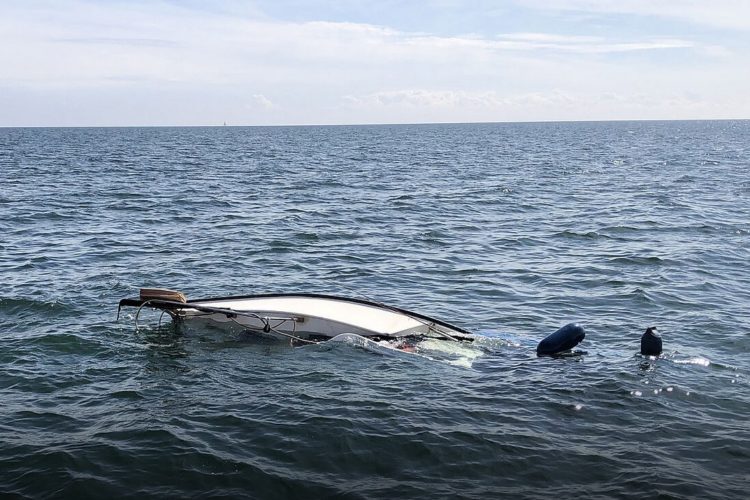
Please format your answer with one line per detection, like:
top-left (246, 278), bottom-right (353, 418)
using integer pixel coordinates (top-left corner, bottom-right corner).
top-left (118, 289), bottom-right (474, 344)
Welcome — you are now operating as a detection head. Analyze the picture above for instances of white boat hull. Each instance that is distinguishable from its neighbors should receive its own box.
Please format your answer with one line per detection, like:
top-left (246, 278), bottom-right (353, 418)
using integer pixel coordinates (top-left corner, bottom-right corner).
top-left (120, 292), bottom-right (473, 343)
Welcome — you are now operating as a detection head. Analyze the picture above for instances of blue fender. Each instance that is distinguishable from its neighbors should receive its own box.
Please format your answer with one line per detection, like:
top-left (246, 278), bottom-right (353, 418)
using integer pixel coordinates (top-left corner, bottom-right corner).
top-left (537, 323), bottom-right (586, 356)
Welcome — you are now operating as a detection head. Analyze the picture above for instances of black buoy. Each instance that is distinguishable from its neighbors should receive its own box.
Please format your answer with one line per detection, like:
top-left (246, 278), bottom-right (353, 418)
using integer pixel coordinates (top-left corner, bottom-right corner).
top-left (537, 323), bottom-right (586, 356)
top-left (640, 326), bottom-right (662, 356)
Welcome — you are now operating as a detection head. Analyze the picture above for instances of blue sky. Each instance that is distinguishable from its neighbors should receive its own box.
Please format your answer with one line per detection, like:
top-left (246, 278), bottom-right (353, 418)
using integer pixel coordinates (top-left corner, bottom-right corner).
top-left (1, 0), bottom-right (748, 126)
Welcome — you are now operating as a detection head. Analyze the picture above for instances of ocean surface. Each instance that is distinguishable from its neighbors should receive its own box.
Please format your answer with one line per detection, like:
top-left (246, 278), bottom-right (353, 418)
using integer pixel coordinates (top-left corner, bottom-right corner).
top-left (1, 121), bottom-right (748, 499)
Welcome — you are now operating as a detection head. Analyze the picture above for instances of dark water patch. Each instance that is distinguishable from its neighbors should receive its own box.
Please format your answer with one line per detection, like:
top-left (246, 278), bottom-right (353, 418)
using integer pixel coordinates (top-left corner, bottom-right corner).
top-left (554, 229), bottom-right (610, 240)
top-left (1, 367), bottom-right (92, 394)
top-left (0, 297), bottom-right (76, 320)
top-left (597, 224), bottom-right (658, 235)
top-left (25, 333), bottom-right (106, 355)
top-left (9, 410), bottom-right (85, 432)
top-left (608, 255), bottom-right (673, 266)
top-left (108, 389), bottom-right (144, 400)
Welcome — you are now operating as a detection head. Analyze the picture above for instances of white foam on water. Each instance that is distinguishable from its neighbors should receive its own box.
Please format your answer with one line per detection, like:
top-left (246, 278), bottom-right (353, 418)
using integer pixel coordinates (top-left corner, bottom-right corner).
top-left (327, 333), bottom-right (407, 357)
top-left (416, 338), bottom-right (486, 368)
top-left (674, 356), bottom-right (711, 367)
top-left (324, 334), bottom-right (488, 368)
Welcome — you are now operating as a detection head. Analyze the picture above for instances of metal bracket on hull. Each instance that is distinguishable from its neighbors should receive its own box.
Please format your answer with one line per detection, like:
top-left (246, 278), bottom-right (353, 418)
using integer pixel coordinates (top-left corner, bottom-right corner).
top-left (119, 297), bottom-right (314, 343)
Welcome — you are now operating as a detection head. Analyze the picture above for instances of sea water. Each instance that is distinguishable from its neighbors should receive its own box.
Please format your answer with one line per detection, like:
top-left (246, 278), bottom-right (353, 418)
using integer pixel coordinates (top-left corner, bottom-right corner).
top-left (1, 121), bottom-right (748, 498)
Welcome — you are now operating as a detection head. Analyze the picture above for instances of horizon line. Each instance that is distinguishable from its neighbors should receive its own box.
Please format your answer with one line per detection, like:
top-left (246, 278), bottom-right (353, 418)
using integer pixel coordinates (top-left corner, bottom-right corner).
top-left (1, 117), bottom-right (748, 129)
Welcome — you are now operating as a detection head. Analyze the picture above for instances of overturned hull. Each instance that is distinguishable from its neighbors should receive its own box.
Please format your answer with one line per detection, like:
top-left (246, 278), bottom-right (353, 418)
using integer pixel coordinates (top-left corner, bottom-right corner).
top-left (118, 290), bottom-right (474, 343)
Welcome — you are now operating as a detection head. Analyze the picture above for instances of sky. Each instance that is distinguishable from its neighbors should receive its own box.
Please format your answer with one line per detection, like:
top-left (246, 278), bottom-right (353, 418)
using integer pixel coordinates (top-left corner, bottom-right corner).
top-left (1, 0), bottom-right (749, 126)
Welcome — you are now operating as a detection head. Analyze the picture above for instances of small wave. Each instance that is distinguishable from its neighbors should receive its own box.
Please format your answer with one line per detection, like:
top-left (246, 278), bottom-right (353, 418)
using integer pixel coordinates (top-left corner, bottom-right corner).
top-left (266, 239), bottom-right (295, 252)
top-left (11, 410), bottom-right (84, 430)
top-left (609, 255), bottom-right (668, 266)
top-left (27, 333), bottom-right (107, 355)
top-left (555, 229), bottom-right (607, 240)
top-left (109, 389), bottom-right (144, 400)
top-left (414, 229), bottom-right (452, 245)
top-left (446, 267), bottom-right (498, 277)
top-left (599, 224), bottom-right (647, 234)
top-left (293, 231), bottom-right (320, 242)
top-left (0, 297), bottom-right (75, 318)
top-left (20, 210), bottom-right (78, 221)
top-left (675, 174), bottom-right (698, 183)
top-left (602, 286), bottom-right (654, 304)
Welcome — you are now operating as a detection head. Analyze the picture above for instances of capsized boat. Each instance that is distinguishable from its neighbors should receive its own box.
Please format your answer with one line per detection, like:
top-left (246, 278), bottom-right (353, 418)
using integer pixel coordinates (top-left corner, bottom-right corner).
top-left (118, 288), bottom-right (474, 344)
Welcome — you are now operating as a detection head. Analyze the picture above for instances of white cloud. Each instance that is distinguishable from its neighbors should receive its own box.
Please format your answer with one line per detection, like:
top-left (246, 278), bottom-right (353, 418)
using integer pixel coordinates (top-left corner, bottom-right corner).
top-left (518, 0), bottom-right (750, 31)
top-left (251, 94), bottom-right (274, 109)
top-left (0, 2), bottom-right (706, 88)
top-left (343, 89), bottom-right (715, 121)
top-left (344, 89), bottom-right (579, 109)
top-left (492, 33), bottom-right (694, 53)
